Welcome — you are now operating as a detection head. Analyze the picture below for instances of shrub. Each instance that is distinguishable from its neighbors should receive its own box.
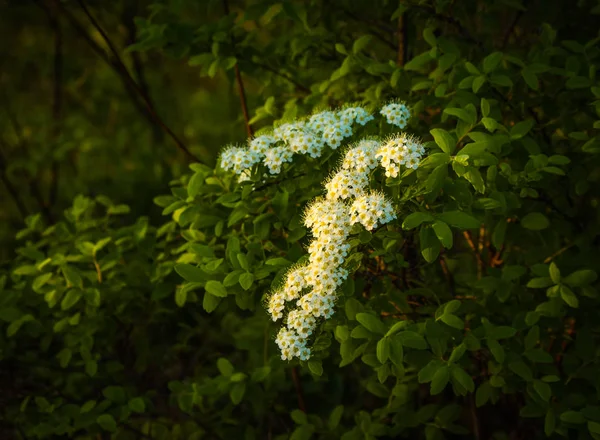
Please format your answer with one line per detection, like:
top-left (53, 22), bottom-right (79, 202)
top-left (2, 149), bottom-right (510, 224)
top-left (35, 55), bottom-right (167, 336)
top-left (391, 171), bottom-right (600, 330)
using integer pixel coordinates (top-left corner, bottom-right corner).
top-left (2, 0), bottom-right (600, 439)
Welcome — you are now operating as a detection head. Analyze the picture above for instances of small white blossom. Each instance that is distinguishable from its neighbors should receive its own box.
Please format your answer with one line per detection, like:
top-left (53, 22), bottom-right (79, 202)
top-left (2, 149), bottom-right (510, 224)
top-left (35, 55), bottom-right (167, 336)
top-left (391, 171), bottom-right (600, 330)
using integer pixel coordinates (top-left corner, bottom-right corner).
top-left (350, 191), bottom-right (397, 231)
top-left (380, 101), bottom-right (411, 128)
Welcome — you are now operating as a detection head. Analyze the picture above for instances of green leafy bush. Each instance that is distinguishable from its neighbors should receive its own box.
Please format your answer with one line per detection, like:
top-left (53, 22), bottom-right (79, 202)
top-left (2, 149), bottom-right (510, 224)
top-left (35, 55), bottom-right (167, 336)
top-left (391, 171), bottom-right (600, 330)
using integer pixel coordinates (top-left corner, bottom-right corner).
top-left (2, 0), bottom-right (600, 439)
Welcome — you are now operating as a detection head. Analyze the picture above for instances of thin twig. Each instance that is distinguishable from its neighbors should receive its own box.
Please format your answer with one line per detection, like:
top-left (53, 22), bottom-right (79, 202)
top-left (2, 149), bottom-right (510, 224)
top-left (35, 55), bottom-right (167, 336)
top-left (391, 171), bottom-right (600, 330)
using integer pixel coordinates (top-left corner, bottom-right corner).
top-left (396, 7), bottom-right (405, 66)
top-left (543, 243), bottom-right (575, 264)
top-left (463, 231), bottom-right (484, 277)
top-left (469, 393), bottom-right (481, 439)
top-left (46, 0), bottom-right (200, 162)
top-left (222, 0), bottom-right (253, 137)
top-left (290, 367), bottom-right (306, 412)
top-left (48, 4), bottom-right (62, 208)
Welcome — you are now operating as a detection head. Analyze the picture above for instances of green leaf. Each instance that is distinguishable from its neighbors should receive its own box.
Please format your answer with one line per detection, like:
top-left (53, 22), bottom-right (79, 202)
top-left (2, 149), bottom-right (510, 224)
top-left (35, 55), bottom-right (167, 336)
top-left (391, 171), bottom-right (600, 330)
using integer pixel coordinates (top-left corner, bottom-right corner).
top-left (432, 221), bottom-right (453, 249)
top-left (524, 326), bottom-right (539, 351)
top-left (103, 386), bottom-right (126, 403)
top-left (525, 349), bottom-right (553, 364)
top-left (96, 414), bottom-right (117, 433)
top-left (522, 68), bottom-right (539, 90)
top-left (564, 270), bottom-right (597, 287)
top-left (440, 314), bottom-right (464, 329)
top-left (566, 76), bottom-right (592, 89)
top-left (533, 380), bottom-right (551, 402)
top-left (472, 75), bottom-right (486, 93)
top-left (203, 292), bottom-right (221, 313)
top-left (560, 410), bottom-right (585, 424)
top-left (430, 128), bottom-right (456, 154)
top-left (487, 339), bottom-right (505, 363)
top-left (486, 326), bottom-right (517, 340)
top-left (205, 280), bottom-right (227, 297)
top-left (175, 287), bottom-right (187, 307)
top-left (560, 285), bottom-right (579, 308)
top-left (237, 253), bottom-right (250, 271)
top-left (353, 35), bottom-right (372, 54)
top-left (80, 400), bottom-right (96, 414)
top-left (61, 289), bottom-right (82, 311)
top-left (57, 348), bottom-right (72, 368)
top-left (449, 343), bottom-right (467, 363)
top-left (389, 335), bottom-right (404, 366)
top-left (510, 119), bottom-right (535, 140)
top-left (464, 167), bottom-right (485, 193)
top-left (291, 409), bottom-right (308, 425)
top-left (397, 331), bottom-right (428, 349)
top-left (426, 164), bottom-right (448, 195)
top-left (328, 405), bottom-right (344, 430)
top-left (420, 226), bottom-right (440, 263)
top-left (475, 382), bottom-right (492, 407)
top-left (239, 272), bottom-right (254, 290)
top-left (483, 52), bottom-right (503, 73)
top-left (589, 421), bottom-right (600, 435)
top-left (549, 262), bottom-right (561, 284)
top-left (175, 264), bottom-right (208, 282)
top-left (32, 273), bottom-right (52, 292)
top-left (480, 98), bottom-right (491, 117)
top-left (527, 277), bottom-right (553, 288)
top-left (404, 51), bottom-right (433, 71)
top-left (187, 172), bottom-right (204, 198)
top-left (356, 313), bottom-right (385, 335)
top-left (230, 383), bottom-right (246, 405)
top-left (217, 357), bottom-right (234, 377)
top-left (444, 107), bottom-right (474, 125)
top-left (403, 212), bottom-right (434, 229)
top-left (430, 365), bottom-right (450, 395)
top-left (451, 366), bottom-right (475, 392)
top-left (419, 360), bottom-right (443, 383)
top-left (376, 337), bottom-right (390, 363)
top-left (521, 212), bottom-right (549, 230)
top-left (62, 265), bottom-right (83, 289)
top-left (128, 398), bottom-right (146, 414)
top-left (436, 211), bottom-right (480, 229)
top-left (508, 360), bottom-right (533, 382)
top-left (308, 359), bottom-right (323, 376)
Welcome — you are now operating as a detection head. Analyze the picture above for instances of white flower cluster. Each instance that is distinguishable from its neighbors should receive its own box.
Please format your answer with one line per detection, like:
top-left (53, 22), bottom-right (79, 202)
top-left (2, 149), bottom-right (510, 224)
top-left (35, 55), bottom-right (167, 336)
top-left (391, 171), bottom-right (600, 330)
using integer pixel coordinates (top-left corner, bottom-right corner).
top-left (219, 106), bottom-right (379, 182)
top-left (380, 101), bottom-right (411, 128)
top-left (268, 133), bottom-right (427, 362)
top-left (375, 134), bottom-right (425, 178)
top-left (215, 100), bottom-right (424, 362)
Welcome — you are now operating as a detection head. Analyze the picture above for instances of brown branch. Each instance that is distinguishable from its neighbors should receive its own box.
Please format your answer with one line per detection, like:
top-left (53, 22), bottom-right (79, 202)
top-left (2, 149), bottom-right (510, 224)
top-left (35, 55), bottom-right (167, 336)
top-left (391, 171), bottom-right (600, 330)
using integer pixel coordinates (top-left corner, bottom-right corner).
top-left (470, 392), bottom-right (481, 440)
top-left (44, 0), bottom-right (200, 162)
top-left (123, 3), bottom-right (163, 143)
top-left (396, 8), bottom-right (405, 66)
top-left (439, 254), bottom-right (455, 295)
top-left (543, 243), bottom-right (574, 264)
top-left (290, 367), bottom-right (306, 412)
top-left (48, 4), bottom-right (62, 208)
top-left (222, 0), bottom-right (253, 137)
top-left (463, 231), bottom-right (484, 278)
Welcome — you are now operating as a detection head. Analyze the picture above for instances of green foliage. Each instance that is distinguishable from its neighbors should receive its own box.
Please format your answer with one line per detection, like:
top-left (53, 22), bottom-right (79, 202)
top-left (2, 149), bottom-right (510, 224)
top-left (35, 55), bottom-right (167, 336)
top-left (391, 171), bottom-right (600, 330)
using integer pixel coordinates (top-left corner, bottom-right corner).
top-left (2, 0), bottom-right (600, 439)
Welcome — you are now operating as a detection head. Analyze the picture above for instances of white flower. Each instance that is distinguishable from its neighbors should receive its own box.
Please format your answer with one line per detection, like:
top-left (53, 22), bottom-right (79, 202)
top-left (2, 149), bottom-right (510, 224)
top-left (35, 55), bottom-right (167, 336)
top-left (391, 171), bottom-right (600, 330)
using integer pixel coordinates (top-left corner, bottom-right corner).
top-left (220, 145), bottom-right (261, 175)
top-left (349, 191), bottom-right (397, 231)
top-left (263, 146), bottom-right (294, 174)
top-left (325, 169), bottom-right (369, 200)
top-left (375, 134), bottom-right (424, 178)
top-left (249, 135), bottom-right (277, 156)
top-left (380, 101), bottom-right (411, 128)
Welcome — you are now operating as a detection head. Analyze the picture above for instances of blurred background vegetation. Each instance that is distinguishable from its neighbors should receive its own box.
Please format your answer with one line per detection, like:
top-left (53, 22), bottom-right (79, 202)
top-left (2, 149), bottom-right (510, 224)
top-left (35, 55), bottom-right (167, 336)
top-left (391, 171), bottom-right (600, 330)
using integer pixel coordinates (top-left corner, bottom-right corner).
top-left (2, 0), bottom-right (599, 262)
